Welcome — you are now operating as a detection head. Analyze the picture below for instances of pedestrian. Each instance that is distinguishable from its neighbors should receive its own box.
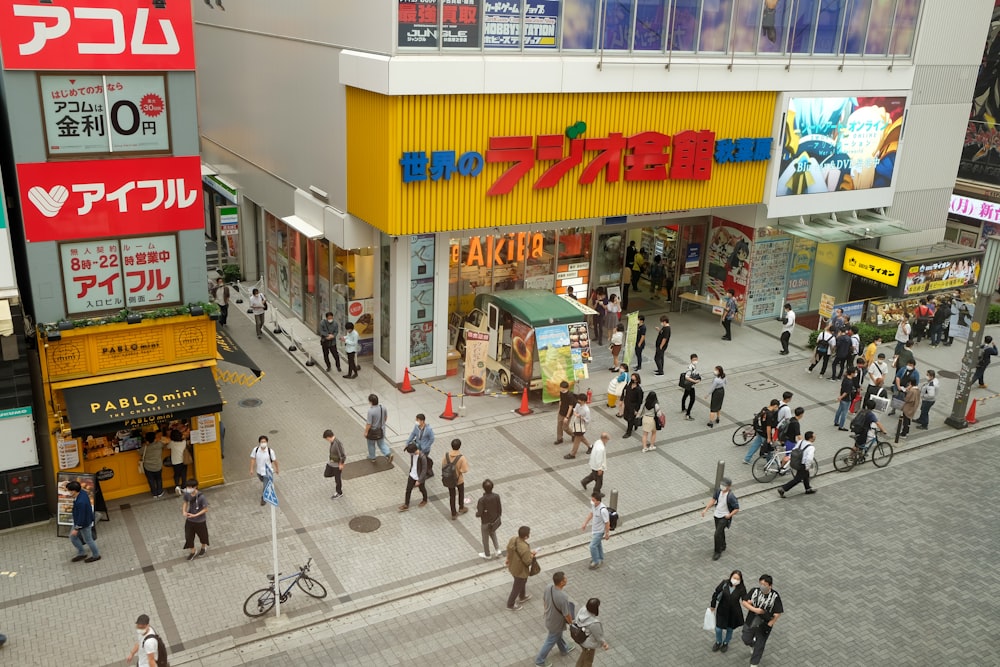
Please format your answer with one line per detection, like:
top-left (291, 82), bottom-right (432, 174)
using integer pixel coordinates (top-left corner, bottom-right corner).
top-left (319, 311), bottom-right (342, 373)
top-left (638, 392), bottom-right (661, 451)
top-left (720, 289), bottom-right (737, 340)
top-left (779, 407), bottom-right (805, 463)
top-left (915, 370), bottom-right (938, 429)
top-left (848, 325), bottom-right (861, 369)
top-left (833, 367), bottom-right (858, 431)
top-left (505, 525), bottom-right (537, 610)
top-left (476, 479), bottom-right (503, 560)
top-left (705, 365), bottom-right (726, 428)
top-left (365, 394), bottom-right (393, 463)
top-left (590, 287), bottom-right (607, 345)
top-left (341, 322), bottom-right (360, 378)
top-left (555, 381), bottom-right (576, 445)
top-left (181, 478), bottom-right (209, 560)
top-left (581, 491), bottom-right (610, 570)
top-left (743, 399), bottom-right (779, 464)
top-left (929, 298), bottom-right (951, 347)
top-left (631, 248), bottom-right (645, 290)
top-left (213, 277), bottom-right (230, 326)
top-left (633, 315), bottom-right (646, 370)
top-left (249, 287), bottom-right (267, 338)
top-left (893, 339), bottom-right (915, 373)
top-left (867, 352), bottom-right (889, 389)
top-left (851, 400), bottom-right (888, 453)
top-left (398, 443), bottom-right (430, 511)
top-left (972, 335), bottom-right (998, 388)
top-left (581, 433), bottom-right (609, 493)
top-left (893, 315), bottom-right (912, 357)
top-left (649, 254), bottom-right (665, 299)
top-left (604, 294), bottom-right (620, 343)
top-left (66, 480), bottom-right (100, 563)
top-left (701, 476), bottom-right (739, 561)
top-left (863, 335), bottom-right (882, 367)
top-left (608, 323), bottom-right (624, 370)
top-left (830, 308), bottom-right (847, 334)
top-left (249, 435), bottom-right (278, 506)
top-left (888, 359), bottom-right (919, 416)
top-left (664, 259), bottom-right (675, 301)
top-left (778, 303), bottom-right (794, 354)
top-left (565, 393), bottom-right (592, 459)
top-left (653, 315), bottom-right (670, 375)
top-left (441, 438), bottom-right (470, 519)
top-left (900, 378), bottom-right (920, 438)
top-left (167, 429), bottom-right (189, 496)
top-left (566, 285), bottom-right (576, 301)
top-left (406, 412), bottom-right (435, 456)
top-left (607, 364), bottom-right (628, 409)
top-left (573, 598), bottom-right (610, 666)
top-left (534, 571), bottom-right (577, 666)
top-left (625, 240), bottom-right (637, 269)
top-left (808, 325), bottom-right (835, 375)
top-left (778, 432), bottom-right (816, 497)
top-left (740, 575), bottom-right (783, 667)
top-left (681, 354), bottom-right (701, 421)
top-left (830, 329), bottom-right (852, 380)
top-left (709, 570), bottom-right (747, 653)
top-left (126, 614), bottom-right (163, 667)
top-left (912, 298), bottom-right (933, 342)
top-left (621, 265), bottom-right (631, 311)
top-left (620, 373), bottom-right (643, 438)
top-left (323, 429), bottom-right (346, 498)
top-left (139, 431), bottom-right (164, 499)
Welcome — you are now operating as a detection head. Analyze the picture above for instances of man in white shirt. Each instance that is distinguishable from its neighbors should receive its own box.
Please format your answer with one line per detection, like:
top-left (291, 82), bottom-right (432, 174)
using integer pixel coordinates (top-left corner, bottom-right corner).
top-left (580, 432), bottom-right (609, 495)
top-left (867, 353), bottom-right (889, 388)
top-left (915, 369), bottom-right (938, 430)
top-left (249, 288), bottom-right (267, 338)
top-left (126, 614), bottom-right (161, 667)
top-left (249, 436), bottom-right (279, 506)
top-left (779, 303), bottom-right (795, 355)
top-left (777, 431), bottom-right (816, 497)
top-left (581, 491), bottom-right (610, 570)
top-left (342, 322), bottom-right (360, 379)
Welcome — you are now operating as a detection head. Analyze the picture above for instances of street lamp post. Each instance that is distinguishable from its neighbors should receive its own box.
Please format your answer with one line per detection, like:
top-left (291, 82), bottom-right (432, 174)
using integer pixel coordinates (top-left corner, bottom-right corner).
top-left (945, 235), bottom-right (1000, 429)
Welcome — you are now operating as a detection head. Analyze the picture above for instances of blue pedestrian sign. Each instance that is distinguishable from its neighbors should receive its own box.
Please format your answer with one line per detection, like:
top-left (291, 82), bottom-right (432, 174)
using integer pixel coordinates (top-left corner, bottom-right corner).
top-left (263, 478), bottom-right (278, 507)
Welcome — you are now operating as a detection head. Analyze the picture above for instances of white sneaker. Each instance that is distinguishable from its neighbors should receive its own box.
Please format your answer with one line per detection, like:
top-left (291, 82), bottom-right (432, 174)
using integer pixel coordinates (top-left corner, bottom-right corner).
top-left (175, 486), bottom-right (182, 496)
top-left (478, 552), bottom-right (491, 560)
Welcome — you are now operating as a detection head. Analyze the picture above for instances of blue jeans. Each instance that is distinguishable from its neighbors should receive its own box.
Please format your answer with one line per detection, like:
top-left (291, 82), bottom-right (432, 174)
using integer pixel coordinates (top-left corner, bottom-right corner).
top-left (715, 626), bottom-right (734, 645)
top-left (70, 524), bottom-right (99, 557)
top-left (535, 630), bottom-right (571, 664)
top-left (834, 398), bottom-right (851, 427)
top-left (366, 437), bottom-right (391, 460)
top-left (917, 400), bottom-right (934, 427)
top-left (589, 532), bottom-right (604, 564)
top-left (743, 433), bottom-right (767, 463)
top-left (929, 323), bottom-right (944, 345)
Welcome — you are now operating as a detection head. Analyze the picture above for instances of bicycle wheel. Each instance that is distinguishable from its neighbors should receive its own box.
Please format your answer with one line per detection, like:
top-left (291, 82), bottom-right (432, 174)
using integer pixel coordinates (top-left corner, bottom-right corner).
top-left (833, 447), bottom-right (857, 472)
top-left (243, 587), bottom-right (276, 617)
top-left (296, 575), bottom-right (328, 599)
top-left (807, 458), bottom-right (819, 477)
top-left (731, 424), bottom-right (755, 446)
top-left (751, 456), bottom-right (777, 483)
top-left (870, 440), bottom-right (893, 468)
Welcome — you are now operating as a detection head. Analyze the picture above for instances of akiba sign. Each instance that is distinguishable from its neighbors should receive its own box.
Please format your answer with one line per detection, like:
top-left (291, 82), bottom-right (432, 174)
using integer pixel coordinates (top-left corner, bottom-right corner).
top-left (0, 0), bottom-right (195, 70)
top-left (16, 156), bottom-right (203, 242)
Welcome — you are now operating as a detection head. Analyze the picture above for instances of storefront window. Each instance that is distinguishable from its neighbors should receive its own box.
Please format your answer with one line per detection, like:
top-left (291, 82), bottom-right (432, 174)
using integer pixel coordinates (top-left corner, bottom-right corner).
top-left (813, 0), bottom-right (847, 54)
top-left (699, 0), bottom-right (732, 53)
top-left (303, 238), bottom-right (318, 330)
top-left (410, 235), bottom-right (435, 366)
top-left (843, 0), bottom-right (872, 55)
top-left (731, 0), bottom-right (761, 53)
top-left (634, 0), bottom-right (667, 51)
top-left (562, 0), bottom-right (599, 49)
top-left (556, 227), bottom-right (592, 298)
top-left (888, 0), bottom-right (919, 56)
top-left (602, 0), bottom-right (633, 50)
top-left (863, 0), bottom-right (895, 55)
top-left (379, 232), bottom-right (391, 363)
top-left (595, 229), bottom-right (625, 286)
top-left (524, 230), bottom-right (556, 290)
top-left (669, 0), bottom-right (701, 51)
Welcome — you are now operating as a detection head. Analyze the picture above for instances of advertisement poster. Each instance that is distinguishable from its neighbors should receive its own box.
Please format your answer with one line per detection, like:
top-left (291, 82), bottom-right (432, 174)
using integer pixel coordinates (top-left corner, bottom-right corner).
top-left (902, 257), bottom-right (981, 296)
top-left (536, 325), bottom-right (574, 403)
top-left (60, 239), bottom-right (124, 314)
top-left (959, 4), bottom-right (1000, 184)
top-left (410, 322), bottom-right (433, 367)
top-left (685, 243), bottom-right (701, 269)
top-left (833, 300), bottom-right (866, 324)
top-left (58, 438), bottom-right (80, 470)
top-left (622, 311), bottom-right (639, 366)
top-left (397, 0), bottom-right (481, 48)
top-left (398, 0), bottom-right (440, 47)
top-left (463, 330), bottom-right (490, 395)
top-left (777, 96), bottom-right (906, 197)
top-left (411, 234), bottom-right (435, 279)
top-left (189, 415), bottom-right (217, 444)
top-left (567, 321), bottom-right (592, 366)
top-left (443, 0), bottom-right (482, 48)
top-left (39, 74), bottom-right (170, 156)
top-left (120, 235), bottom-right (180, 309)
top-left (818, 293), bottom-right (836, 319)
top-left (56, 472), bottom-right (96, 527)
top-left (745, 237), bottom-right (792, 321)
top-left (276, 251), bottom-right (290, 304)
top-left (786, 237), bottom-right (817, 311)
top-left (483, 0), bottom-right (559, 49)
top-left (705, 218), bottom-right (752, 310)
top-left (949, 300), bottom-right (976, 342)
top-left (0, 407), bottom-right (38, 471)
top-left (508, 319), bottom-right (534, 392)
top-left (348, 299), bottom-right (375, 356)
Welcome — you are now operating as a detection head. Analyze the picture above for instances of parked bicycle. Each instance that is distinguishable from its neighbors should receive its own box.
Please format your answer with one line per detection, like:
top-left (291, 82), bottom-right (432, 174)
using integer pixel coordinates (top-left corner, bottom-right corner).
top-left (833, 433), bottom-right (893, 472)
top-left (751, 446), bottom-right (818, 483)
top-left (243, 558), bottom-right (328, 617)
top-left (731, 422), bottom-right (756, 446)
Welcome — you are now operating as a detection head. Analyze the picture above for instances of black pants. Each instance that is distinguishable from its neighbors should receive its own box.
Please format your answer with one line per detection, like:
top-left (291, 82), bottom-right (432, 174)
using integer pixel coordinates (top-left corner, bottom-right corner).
top-left (172, 463), bottom-right (187, 489)
top-left (447, 483), bottom-right (465, 516)
top-left (742, 618), bottom-right (772, 664)
top-left (328, 466), bottom-right (343, 495)
top-left (634, 344), bottom-right (644, 369)
top-left (682, 386), bottom-right (696, 416)
top-left (780, 331), bottom-right (790, 353)
top-left (144, 468), bottom-right (163, 497)
top-left (322, 340), bottom-right (341, 370)
top-left (218, 303), bottom-right (229, 326)
top-left (631, 270), bottom-right (641, 290)
top-left (404, 477), bottom-right (427, 506)
top-left (901, 414), bottom-right (912, 436)
top-left (345, 351), bottom-right (359, 377)
top-left (507, 576), bottom-right (527, 608)
top-left (722, 318), bottom-right (732, 339)
top-left (654, 346), bottom-right (665, 373)
top-left (713, 516), bottom-right (730, 554)
top-left (581, 469), bottom-right (604, 494)
top-left (831, 356), bottom-right (849, 379)
top-left (809, 352), bottom-right (829, 374)
top-left (183, 520), bottom-right (209, 549)
top-left (621, 284), bottom-right (630, 310)
top-left (781, 465), bottom-right (811, 492)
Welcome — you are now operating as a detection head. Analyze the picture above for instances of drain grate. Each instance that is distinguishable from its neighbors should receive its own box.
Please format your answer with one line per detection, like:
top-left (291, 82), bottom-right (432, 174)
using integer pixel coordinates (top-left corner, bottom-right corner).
top-left (348, 516), bottom-right (381, 533)
top-left (936, 370), bottom-right (958, 379)
top-left (238, 398), bottom-right (263, 408)
top-left (745, 380), bottom-right (778, 391)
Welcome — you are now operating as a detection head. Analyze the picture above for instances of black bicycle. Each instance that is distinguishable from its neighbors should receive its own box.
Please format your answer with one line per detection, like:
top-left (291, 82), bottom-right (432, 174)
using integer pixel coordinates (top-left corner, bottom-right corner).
top-left (243, 558), bottom-right (328, 617)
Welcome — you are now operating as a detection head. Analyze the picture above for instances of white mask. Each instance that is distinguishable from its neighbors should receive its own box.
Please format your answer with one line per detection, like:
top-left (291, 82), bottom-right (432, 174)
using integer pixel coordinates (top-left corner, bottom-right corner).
top-left (136, 629), bottom-right (145, 639)
top-left (731, 578), bottom-right (741, 586)
top-left (185, 487), bottom-right (195, 495)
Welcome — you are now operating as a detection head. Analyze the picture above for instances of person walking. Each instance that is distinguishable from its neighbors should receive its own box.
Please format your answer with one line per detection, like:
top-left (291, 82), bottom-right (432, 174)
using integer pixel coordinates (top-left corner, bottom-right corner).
top-left (319, 311), bottom-right (342, 373)
top-left (249, 287), bottom-right (267, 338)
top-left (476, 479), bottom-right (503, 560)
top-left (681, 354), bottom-right (701, 421)
top-left (705, 366), bottom-right (726, 428)
top-left (653, 315), bottom-right (670, 375)
top-left (778, 432), bottom-right (816, 497)
top-left (67, 480), bottom-right (100, 563)
top-left (608, 323), bottom-right (624, 370)
top-left (709, 570), bottom-right (747, 653)
top-left (743, 399), bottom-right (779, 464)
top-left (833, 367), bottom-right (858, 431)
top-left (406, 413), bottom-right (435, 457)
top-left (181, 478), bottom-right (209, 560)
top-left (633, 315), bottom-right (646, 370)
top-left (581, 491), bottom-right (610, 570)
top-left (213, 277), bottom-right (230, 326)
top-left (915, 370), bottom-right (938, 430)
top-left (620, 373), bottom-right (643, 438)
top-left (808, 325), bottom-right (835, 375)
top-left (505, 525), bottom-right (537, 610)
top-left (574, 598), bottom-right (610, 666)
top-left (638, 392), bottom-right (660, 452)
top-left (778, 303), bottom-right (795, 354)
top-left (701, 476), bottom-right (739, 561)
top-left (900, 378), bottom-right (920, 438)
top-left (341, 322), bottom-right (360, 378)
top-left (565, 394), bottom-right (592, 459)
top-left (323, 429), bottom-right (346, 498)
top-left (139, 432), bottom-right (164, 499)
top-left (126, 614), bottom-right (163, 667)
top-left (398, 443), bottom-right (430, 511)
top-left (555, 381), bottom-right (576, 445)
top-left (580, 433), bottom-right (609, 494)
top-left (741, 575), bottom-right (783, 667)
top-left (972, 335), bottom-right (998, 388)
top-left (534, 571), bottom-right (576, 666)
top-left (441, 438), bottom-right (470, 519)
top-left (249, 436), bottom-right (278, 506)
top-left (720, 289), bottom-right (737, 340)
top-left (365, 394), bottom-right (393, 463)
top-left (167, 429), bottom-right (189, 496)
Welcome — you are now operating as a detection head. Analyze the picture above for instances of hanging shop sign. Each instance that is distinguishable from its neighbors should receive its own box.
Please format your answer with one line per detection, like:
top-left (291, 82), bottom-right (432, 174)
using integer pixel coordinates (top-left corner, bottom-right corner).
top-left (0, 0), bottom-right (196, 71)
top-left (842, 247), bottom-right (901, 288)
top-left (450, 232), bottom-right (546, 268)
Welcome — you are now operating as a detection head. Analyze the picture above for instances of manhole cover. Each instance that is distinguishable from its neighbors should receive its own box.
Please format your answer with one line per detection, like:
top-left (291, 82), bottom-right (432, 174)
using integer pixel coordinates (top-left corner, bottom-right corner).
top-left (349, 516), bottom-right (381, 533)
top-left (936, 370), bottom-right (958, 379)
top-left (239, 398), bottom-right (263, 408)
top-left (745, 380), bottom-right (778, 391)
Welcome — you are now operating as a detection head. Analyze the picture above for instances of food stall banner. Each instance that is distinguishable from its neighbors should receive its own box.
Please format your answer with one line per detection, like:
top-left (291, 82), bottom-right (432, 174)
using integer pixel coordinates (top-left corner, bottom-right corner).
top-left (567, 322), bottom-right (591, 382)
top-left (842, 247), bottom-right (901, 287)
top-left (818, 293), bottom-right (836, 319)
top-left (463, 331), bottom-right (490, 395)
top-left (508, 319), bottom-right (534, 392)
top-left (622, 311), bottom-right (639, 366)
top-left (536, 325), bottom-right (574, 404)
top-left (902, 256), bottom-right (982, 296)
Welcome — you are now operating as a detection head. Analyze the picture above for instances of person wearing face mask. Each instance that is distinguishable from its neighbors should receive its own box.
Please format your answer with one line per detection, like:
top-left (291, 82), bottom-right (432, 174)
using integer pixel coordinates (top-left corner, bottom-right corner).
top-left (126, 614), bottom-right (163, 667)
top-left (740, 574), bottom-right (783, 667)
top-left (620, 373), bottom-right (644, 438)
top-left (181, 479), bottom-right (209, 560)
top-left (681, 354), bottom-right (701, 421)
top-left (705, 366), bottom-right (726, 428)
top-left (406, 413), bottom-right (435, 457)
top-left (888, 359), bottom-right (919, 417)
top-left (249, 436), bottom-right (279, 506)
top-left (700, 477), bottom-right (740, 561)
top-left (709, 569), bottom-right (746, 653)
top-left (319, 311), bottom-right (342, 373)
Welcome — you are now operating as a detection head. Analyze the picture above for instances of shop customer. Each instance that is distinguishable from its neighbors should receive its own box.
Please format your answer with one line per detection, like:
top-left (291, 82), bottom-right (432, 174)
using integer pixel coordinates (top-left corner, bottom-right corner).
top-left (168, 429), bottom-right (190, 496)
top-left (67, 480), bottom-right (100, 563)
top-left (139, 432), bottom-right (164, 499)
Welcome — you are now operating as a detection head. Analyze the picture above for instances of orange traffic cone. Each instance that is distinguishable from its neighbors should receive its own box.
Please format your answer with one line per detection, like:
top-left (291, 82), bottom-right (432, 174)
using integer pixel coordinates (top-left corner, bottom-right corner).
top-left (515, 387), bottom-right (534, 416)
top-left (399, 368), bottom-right (415, 394)
top-left (965, 398), bottom-right (978, 425)
top-left (440, 392), bottom-right (458, 420)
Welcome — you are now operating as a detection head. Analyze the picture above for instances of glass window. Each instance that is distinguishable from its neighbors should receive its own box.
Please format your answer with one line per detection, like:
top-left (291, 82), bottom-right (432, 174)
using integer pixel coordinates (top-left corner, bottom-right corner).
top-left (379, 233), bottom-right (392, 363)
top-left (758, 0), bottom-right (789, 54)
top-left (634, 0), bottom-right (667, 51)
top-left (563, 0), bottom-right (599, 49)
top-left (699, 0), bottom-right (733, 53)
top-left (731, 0), bottom-right (761, 53)
top-left (524, 229), bottom-right (556, 289)
top-left (889, 0), bottom-right (920, 55)
top-left (787, 0), bottom-right (818, 54)
top-left (843, 0), bottom-right (872, 55)
top-left (864, 0), bottom-right (896, 55)
top-left (603, 0), bottom-right (633, 50)
top-left (410, 235), bottom-right (435, 367)
top-left (813, 0), bottom-right (847, 54)
top-left (303, 238), bottom-right (318, 330)
top-left (669, 0), bottom-right (701, 51)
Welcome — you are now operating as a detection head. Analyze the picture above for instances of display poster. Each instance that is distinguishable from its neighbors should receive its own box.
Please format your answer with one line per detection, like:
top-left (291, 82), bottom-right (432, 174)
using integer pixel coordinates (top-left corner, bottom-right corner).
top-left (410, 322), bottom-right (433, 366)
top-left (58, 437), bottom-right (81, 470)
top-left (568, 321), bottom-right (592, 366)
top-left (189, 415), bottom-right (216, 444)
top-left (219, 205), bottom-right (239, 236)
top-left (347, 298), bottom-right (375, 356)
top-left (397, 0), bottom-right (481, 48)
top-left (411, 234), bottom-right (435, 280)
top-left (56, 472), bottom-right (96, 527)
top-left (745, 237), bottom-right (792, 320)
top-left (949, 300), bottom-right (976, 341)
top-left (786, 237), bottom-right (817, 311)
top-left (60, 239), bottom-right (123, 314)
top-left (120, 235), bottom-right (181, 309)
top-left (833, 300), bottom-right (866, 324)
top-left (622, 311), bottom-right (639, 366)
top-left (508, 319), bottom-right (534, 392)
top-left (685, 243), bottom-right (701, 269)
top-left (276, 251), bottom-right (290, 304)
top-left (398, 0), bottom-right (441, 47)
top-left (902, 256), bottom-right (982, 295)
top-left (290, 254), bottom-right (304, 317)
top-left (536, 325), bottom-right (574, 403)
top-left (818, 293), bottom-right (836, 319)
top-left (39, 74), bottom-right (170, 156)
top-left (706, 218), bottom-right (752, 311)
top-left (463, 330), bottom-right (490, 395)
top-left (483, 0), bottom-right (559, 49)
top-left (442, 0), bottom-right (482, 48)
top-left (0, 407), bottom-right (38, 471)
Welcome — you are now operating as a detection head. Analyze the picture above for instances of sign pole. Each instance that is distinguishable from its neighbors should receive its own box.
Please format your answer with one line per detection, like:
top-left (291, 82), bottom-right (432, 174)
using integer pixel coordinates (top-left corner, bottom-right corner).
top-left (271, 499), bottom-right (279, 619)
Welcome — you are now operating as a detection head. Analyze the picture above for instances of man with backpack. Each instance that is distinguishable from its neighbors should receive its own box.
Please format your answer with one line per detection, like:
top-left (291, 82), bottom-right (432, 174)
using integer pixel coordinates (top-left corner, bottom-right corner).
top-left (721, 289), bottom-right (737, 341)
top-left (743, 400), bottom-right (779, 464)
top-left (777, 431), bottom-right (816, 498)
top-left (440, 438), bottom-right (469, 520)
top-left (249, 436), bottom-right (278, 507)
top-left (972, 335), bottom-right (998, 389)
top-left (127, 614), bottom-right (167, 667)
top-left (581, 491), bottom-right (611, 570)
top-left (534, 571), bottom-right (576, 666)
top-left (851, 400), bottom-right (888, 451)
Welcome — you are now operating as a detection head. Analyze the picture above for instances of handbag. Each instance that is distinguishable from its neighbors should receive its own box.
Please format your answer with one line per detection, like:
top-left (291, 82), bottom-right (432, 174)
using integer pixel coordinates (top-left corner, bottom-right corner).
top-left (656, 410), bottom-right (666, 430)
top-left (324, 461), bottom-right (338, 478)
top-left (848, 393), bottom-right (861, 414)
top-left (368, 406), bottom-right (386, 440)
top-left (528, 556), bottom-right (541, 576)
top-left (703, 607), bottom-right (716, 632)
top-left (678, 372), bottom-right (690, 389)
top-left (263, 300), bottom-right (268, 311)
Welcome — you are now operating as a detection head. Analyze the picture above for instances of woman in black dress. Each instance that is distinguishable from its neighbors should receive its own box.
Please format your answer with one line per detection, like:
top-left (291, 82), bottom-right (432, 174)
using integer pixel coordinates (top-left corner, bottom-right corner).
top-left (621, 373), bottom-right (644, 438)
top-left (709, 569), bottom-right (746, 652)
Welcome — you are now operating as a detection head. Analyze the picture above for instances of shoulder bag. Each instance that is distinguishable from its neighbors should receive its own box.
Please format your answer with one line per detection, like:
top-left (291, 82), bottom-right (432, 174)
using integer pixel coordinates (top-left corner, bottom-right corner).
top-left (368, 406), bottom-right (385, 441)
top-left (529, 555), bottom-right (541, 576)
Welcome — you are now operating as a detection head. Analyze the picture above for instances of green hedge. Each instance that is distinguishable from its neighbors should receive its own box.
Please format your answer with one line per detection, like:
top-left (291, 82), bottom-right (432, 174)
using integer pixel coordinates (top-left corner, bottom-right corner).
top-left (990, 304), bottom-right (1000, 325)
top-left (806, 322), bottom-right (898, 350)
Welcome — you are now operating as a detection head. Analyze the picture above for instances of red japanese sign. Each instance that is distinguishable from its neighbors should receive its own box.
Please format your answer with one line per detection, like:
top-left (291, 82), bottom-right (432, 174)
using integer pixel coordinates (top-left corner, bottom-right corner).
top-left (0, 0), bottom-right (195, 71)
top-left (16, 156), bottom-right (203, 242)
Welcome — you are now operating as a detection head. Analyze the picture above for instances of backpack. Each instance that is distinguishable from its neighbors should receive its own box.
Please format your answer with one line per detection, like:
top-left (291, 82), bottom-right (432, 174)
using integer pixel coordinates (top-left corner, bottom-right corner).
top-left (441, 453), bottom-right (462, 488)
top-left (143, 633), bottom-right (169, 667)
top-left (789, 443), bottom-right (806, 471)
top-left (569, 621), bottom-right (590, 645)
top-left (752, 406), bottom-right (770, 434)
top-left (775, 416), bottom-right (791, 443)
top-left (850, 409), bottom-right (870, 434)
top-left (606, 507), bottom-right (619, 531)
top-left (815, 333), bottom-right (831, 355)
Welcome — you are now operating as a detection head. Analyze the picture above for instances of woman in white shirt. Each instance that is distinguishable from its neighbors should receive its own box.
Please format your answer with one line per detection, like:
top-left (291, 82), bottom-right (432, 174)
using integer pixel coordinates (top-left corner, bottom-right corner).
top-left (167, 429), bottom-right (190, 495)
top-left (608, 324), bottom-right (625, 371)
top-left (605, 294), bottom-right (621, 336)
top-left (706, 366), bottom-right (727, 428)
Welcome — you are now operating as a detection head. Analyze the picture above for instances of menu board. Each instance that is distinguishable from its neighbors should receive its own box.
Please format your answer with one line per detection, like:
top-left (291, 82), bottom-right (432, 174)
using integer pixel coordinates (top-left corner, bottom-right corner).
top-left (190, 415), bottom-right (217, 444)
top-left (57, 438), bottom-right (81, 470)
top-left (463, 330), bottom-right (490, 395)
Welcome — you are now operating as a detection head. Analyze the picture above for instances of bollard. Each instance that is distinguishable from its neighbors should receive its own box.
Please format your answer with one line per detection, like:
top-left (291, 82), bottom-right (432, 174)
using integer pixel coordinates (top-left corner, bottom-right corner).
top-left (713, 460), bottom-right (725, 492)
top-left (304, 350), bottom-right (315, 367)
top-left (608, 489), bottom-right (619, 526)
